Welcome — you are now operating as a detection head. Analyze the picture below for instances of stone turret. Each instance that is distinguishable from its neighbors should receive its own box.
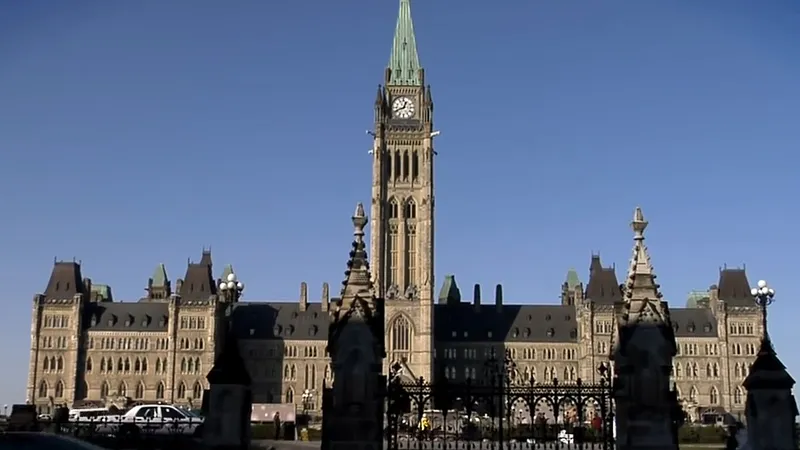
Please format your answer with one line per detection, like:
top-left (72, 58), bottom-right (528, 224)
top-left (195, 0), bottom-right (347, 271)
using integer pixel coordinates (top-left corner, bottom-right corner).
top-left (611, 207), bottom-right (678, 450)
top-left (324, 203), bottom-right (385, 450)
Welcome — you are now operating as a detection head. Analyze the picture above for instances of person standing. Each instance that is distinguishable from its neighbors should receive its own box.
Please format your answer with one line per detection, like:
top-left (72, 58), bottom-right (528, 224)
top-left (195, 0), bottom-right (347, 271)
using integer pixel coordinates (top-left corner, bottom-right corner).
top-left (273, 412), bottom-right (282, 440)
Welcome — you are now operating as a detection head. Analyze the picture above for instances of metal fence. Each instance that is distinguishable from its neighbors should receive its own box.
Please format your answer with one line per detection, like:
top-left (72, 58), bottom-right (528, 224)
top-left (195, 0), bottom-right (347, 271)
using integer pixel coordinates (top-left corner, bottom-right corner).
top-left (385, 354), bottom-right (615, 450)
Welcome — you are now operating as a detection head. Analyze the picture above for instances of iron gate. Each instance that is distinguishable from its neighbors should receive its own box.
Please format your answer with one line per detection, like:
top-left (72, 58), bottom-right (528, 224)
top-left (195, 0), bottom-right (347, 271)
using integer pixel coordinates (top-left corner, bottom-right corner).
top-left (385, 354), bottom-right (615, 450)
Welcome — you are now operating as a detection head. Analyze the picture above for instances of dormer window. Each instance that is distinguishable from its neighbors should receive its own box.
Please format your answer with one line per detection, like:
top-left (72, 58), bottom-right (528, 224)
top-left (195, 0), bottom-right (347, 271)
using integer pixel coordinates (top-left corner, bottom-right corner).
top-left (159, 316), bottom-right (168, 327)
top-left (704, 323), bottom-right (713, 332)
top-left (107, 315), bottom-right (116, 326)
top-left (125, 315), bottom-right (133, 327)
top-left (687, 322), bottom-right (696, 333)
top-left (141, 316), bottom-right (150, 327)
top-left (90, 316), bottom-right (97, 326)
top-left (546, 328), bottom-right (555, 338)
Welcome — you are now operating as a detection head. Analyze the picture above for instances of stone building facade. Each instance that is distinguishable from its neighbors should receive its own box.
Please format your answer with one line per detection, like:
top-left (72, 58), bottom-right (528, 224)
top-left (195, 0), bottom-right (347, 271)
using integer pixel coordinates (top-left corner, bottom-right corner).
top-left (26, 0), bottom-right (762, 422)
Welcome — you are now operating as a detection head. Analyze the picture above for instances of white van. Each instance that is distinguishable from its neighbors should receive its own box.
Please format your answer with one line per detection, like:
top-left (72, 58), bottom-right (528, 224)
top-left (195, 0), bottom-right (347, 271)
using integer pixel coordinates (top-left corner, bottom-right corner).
top-left (68, 407), bottom-right (112, 422)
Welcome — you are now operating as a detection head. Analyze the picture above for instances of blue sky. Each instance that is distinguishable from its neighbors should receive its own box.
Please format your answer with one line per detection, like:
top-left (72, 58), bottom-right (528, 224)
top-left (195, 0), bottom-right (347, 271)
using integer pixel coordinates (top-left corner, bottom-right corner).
top-left (1, 1), bottom-right (799, 406)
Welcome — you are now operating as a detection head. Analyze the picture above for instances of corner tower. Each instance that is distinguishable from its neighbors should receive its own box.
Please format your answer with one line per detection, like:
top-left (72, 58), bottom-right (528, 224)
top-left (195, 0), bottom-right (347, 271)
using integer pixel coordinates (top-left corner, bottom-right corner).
top-left (370, 0), bottom-right (434, 381)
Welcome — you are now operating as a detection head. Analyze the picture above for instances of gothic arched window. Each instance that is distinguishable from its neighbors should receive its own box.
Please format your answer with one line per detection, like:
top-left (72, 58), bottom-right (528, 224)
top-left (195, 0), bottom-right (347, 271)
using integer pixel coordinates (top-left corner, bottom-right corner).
top-left (193, 381), bottom-right (203, 399)
top-left (285, 388), bottom-right (294, 404)
top-left (38, 380), bottom-right (48, 398)
top-left (734, 387), bottom-right (744, 404)
top-left (100, 381), bottom-right (109, 398)
top-left (177, 382), bottom-right (186, 399)
top-left (135, 382), bottom-right (145, 399)
top-left (391, 316), bottom-right (412, 352)
top-left (54, 381), bottom-right (64, 398)
top-left (156, 382), bottom-right (165, 400)
top-left (689, 386), bottom-right (698, 402)
top-left (709, 386), bottom-right (719, 405)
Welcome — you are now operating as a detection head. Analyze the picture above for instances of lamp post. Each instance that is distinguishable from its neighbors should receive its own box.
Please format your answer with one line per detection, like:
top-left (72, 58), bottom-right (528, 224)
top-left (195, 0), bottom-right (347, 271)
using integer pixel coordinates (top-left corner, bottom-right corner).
top-left (749, 279), bottom-right (775, 347)
top-left (218, 272), bottom-right (245, 344)
top-left (484, 348), bottom-right (516, 448)
top-left (219, 272), bottom-right (245, 303)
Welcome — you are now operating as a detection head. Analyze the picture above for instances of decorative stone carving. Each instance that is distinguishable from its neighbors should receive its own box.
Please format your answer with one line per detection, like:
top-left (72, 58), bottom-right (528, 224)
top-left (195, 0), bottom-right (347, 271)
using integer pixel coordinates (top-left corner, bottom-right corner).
top-left (323, 203), bottom-right (385, 450)
top-left (612, 208), bottom-right (678, 450)
top-left (386, 284), bottom-right (399, 300)
top-left (403, 284), bottom-right (417, 300)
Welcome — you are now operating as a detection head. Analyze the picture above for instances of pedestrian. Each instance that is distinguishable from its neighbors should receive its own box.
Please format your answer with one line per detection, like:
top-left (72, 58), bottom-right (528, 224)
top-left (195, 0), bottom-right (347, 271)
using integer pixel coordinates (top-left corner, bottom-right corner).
top-left (273, 412), bottom-right (282, 440)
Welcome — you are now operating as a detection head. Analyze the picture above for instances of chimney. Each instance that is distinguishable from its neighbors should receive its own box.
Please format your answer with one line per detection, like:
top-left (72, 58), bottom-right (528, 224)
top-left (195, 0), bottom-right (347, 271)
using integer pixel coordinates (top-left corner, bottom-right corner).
top-left (473, 284), bottom-right (481, 311)
top-left (300, 282), bottom-right (308, 312)
top-left (321, 282), bottom-right (330, 312)
top-left (495, 284), bottom-right (503, 313)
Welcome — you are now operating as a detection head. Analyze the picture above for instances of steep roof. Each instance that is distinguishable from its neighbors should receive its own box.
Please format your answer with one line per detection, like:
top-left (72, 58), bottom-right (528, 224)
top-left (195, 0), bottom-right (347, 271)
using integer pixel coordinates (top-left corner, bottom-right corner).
top-left (44, 261), bottom-right (85, 299)
top-left (584, 255), bottom-right (621, 304)
top-left (434, 303), bottom-right (577, 343)
top-left (178, 250), bottom-right (217, 302)
top-left (717, 268), bottom-right (755, 307)
top-left (387, 0), bottom-right (422, 86)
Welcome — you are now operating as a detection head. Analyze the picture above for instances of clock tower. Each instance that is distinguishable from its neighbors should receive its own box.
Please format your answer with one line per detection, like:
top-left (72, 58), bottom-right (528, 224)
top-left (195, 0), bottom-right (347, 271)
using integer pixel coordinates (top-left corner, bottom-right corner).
top-left (370, 0), bottom-right (435, 381)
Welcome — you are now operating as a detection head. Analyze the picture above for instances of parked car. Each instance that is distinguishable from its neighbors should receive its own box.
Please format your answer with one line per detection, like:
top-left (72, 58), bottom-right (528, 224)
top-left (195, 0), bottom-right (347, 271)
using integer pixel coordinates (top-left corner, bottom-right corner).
top-left (97, 404), bottom-right (204, 437)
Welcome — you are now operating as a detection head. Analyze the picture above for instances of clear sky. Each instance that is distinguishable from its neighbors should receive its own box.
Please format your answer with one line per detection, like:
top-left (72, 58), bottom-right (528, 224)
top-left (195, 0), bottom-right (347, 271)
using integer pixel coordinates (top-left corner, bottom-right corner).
top-left (1, 0), bottom-right (799, 407)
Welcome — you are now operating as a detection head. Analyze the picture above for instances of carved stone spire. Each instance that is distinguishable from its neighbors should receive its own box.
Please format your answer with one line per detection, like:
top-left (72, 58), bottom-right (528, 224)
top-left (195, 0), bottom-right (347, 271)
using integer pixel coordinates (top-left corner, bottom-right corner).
top-left (621, 207), bottom-right (669, 325)
top-left (340, 202), bottom-right (373, 299)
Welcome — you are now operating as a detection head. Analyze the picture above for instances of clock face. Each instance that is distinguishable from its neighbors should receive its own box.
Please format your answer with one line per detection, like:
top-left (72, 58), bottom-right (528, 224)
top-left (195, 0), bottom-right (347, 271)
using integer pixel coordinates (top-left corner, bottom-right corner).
top-left (392, 97), bottom-right (415, 119)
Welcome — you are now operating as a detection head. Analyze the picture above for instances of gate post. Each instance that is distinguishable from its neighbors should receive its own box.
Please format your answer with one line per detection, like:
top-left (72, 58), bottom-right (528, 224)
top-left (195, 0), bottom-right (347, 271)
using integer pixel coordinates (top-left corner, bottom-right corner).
top-left (742, 280), bottom-right (797, 450)
top-left (323, 203), bottom-right (386, 450)
top-left (610, 208), bottom-right (678, 450)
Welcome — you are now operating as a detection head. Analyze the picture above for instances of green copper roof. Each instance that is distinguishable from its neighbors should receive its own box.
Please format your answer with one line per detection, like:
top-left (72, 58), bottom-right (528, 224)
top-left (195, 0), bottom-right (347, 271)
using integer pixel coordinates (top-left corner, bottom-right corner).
top-left (221, 264), bottom-right (234, 281)
top-left (151, 263), bottom-right (168, 288)
top-left (438, 275), bottom-right (461, 303)
top-left (91, 284), bottom-right (113, 302)
top-left (686, 290), bottom-right (710, 308)
top-left (388, 0), bottom-right (422, 86)
top-left (565, 268), bottom-right (581, 290)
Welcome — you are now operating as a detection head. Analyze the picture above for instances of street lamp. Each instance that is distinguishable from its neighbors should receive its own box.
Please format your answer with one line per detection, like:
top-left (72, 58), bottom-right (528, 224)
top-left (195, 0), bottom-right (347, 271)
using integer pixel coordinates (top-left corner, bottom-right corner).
top-left (301, 389), bottom-right (315, 413)
top-left (219, 272), bottom-right (245, 302)
top-left (749, 279), bottom-right (775, 345)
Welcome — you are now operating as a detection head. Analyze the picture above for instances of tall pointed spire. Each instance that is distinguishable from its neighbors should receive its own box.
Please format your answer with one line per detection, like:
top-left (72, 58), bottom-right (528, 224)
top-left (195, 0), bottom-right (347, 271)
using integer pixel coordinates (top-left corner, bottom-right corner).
top-left (341, 203), bottom-right (373, 297)
top-left (621, 207), bottom-right (667, 324)
top-left (388, 0), bottom-right (422, 86)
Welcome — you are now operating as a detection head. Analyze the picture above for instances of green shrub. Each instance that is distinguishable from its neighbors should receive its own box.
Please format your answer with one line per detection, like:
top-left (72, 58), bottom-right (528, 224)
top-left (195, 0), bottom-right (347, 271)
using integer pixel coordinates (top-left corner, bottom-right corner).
top-left (677, 425), bottom-right (726, 444)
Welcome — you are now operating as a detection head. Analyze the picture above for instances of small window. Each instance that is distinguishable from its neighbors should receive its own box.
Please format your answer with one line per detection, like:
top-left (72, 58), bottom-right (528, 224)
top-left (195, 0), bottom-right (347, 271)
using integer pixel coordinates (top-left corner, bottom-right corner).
top-left (546, 328), bottom-right (555, 337)
top-left (273, 325), bottom-right (282, 335)
top-left (545, 315), bottom-right (551, 321)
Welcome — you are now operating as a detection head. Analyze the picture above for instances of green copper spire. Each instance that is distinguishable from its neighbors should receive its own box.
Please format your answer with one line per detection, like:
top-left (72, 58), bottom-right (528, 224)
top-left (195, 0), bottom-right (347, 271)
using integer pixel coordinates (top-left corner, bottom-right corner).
top-left (388, 0), bottom-right (422, 86)
top-left (151, 263), bottom-right (168, 288)
top-left (565, 268), bottom-right (581, 291)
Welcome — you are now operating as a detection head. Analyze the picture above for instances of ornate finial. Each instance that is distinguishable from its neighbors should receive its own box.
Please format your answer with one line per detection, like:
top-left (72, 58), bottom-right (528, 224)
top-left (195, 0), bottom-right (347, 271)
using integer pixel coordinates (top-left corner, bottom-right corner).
top-left (353, 202), bottom-right (367, 232)
top-left (631, 206), bottom-right (648, 239)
